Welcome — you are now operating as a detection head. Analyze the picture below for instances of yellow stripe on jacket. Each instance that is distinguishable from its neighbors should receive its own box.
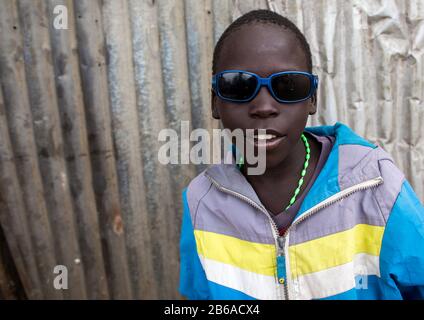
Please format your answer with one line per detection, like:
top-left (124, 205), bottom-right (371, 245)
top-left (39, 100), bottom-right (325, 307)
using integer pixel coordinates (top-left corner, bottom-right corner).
top-left (194, 230), bottom-right (276, 276)
top-left (289, 224), bottom-right (384, 279)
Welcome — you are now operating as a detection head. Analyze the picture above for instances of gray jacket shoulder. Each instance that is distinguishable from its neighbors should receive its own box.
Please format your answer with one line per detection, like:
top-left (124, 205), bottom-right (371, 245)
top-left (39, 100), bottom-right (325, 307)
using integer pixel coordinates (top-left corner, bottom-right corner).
top-left (374, 146), bottom-right (406, 222)
top-left (186, 168), bottom-right (213, 222)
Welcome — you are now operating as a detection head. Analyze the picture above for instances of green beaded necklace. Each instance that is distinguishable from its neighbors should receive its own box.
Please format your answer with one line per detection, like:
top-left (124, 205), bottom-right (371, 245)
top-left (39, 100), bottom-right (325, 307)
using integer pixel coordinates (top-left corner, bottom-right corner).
top-left (237, 133), bottom-right (310, 212)
top-left (285, 133), bottom-right (310, 210)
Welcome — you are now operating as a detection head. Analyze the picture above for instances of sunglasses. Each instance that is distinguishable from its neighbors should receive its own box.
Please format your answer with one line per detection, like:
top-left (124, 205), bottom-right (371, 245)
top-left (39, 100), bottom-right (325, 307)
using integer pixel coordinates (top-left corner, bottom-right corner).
top-left (212, 70), bottom-right (319, 104)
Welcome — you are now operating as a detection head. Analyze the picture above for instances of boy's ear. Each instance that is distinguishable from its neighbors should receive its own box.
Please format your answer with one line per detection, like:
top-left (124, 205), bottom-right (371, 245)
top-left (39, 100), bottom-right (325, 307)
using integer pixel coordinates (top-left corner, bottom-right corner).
top-left (309, 93), bottom-right (317, 115)
top-left (211, 91), bottom-right (220, 119)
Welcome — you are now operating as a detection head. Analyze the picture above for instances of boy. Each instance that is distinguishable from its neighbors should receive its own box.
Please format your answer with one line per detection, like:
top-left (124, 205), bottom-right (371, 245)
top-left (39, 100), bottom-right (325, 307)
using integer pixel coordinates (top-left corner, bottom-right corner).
top-left (179, 9), bottom-right (424, 300)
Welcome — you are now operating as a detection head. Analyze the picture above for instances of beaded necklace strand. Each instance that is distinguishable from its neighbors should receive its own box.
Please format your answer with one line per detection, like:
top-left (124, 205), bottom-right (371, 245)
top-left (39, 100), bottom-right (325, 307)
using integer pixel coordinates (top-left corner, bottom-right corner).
top-left (237, 133), bottom-right (310, 212)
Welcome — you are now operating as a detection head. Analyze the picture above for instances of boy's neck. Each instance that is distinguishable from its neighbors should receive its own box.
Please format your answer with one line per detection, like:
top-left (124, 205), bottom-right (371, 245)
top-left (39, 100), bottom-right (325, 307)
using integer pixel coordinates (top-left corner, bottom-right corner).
top-left (240, 133), bottom-right (321, 215)
top-left (242, 135), bottom-right (312, 183)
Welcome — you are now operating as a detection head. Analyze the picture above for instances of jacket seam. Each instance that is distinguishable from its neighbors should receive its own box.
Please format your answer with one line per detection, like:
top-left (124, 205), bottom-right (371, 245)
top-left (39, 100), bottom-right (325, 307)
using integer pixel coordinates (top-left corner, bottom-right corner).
top-left (192, 178), bottom-right (213, 228)
top-left (373, 156), bottom-right (405, 225)
top-left (372, 187), bottom-right (388, 225)
top-left (377, 179), bottom-right (405, 285)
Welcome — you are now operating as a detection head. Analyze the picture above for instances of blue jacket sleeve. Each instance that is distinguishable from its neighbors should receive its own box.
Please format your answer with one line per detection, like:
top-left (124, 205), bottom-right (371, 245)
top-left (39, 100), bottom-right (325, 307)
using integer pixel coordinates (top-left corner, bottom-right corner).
top-left (179, 188), bottom-right (210, 299)
top-left (379, 180), bottom-right (424, 299)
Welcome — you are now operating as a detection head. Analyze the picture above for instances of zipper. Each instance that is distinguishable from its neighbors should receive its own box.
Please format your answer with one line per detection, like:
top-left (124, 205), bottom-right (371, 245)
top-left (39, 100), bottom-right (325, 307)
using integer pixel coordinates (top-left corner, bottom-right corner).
top-left (281, 176), bottom-right (384, 238)
top-left (204, 173), bottom-right (280, 240)
top-left (205, 173), bottom-right (384, 300)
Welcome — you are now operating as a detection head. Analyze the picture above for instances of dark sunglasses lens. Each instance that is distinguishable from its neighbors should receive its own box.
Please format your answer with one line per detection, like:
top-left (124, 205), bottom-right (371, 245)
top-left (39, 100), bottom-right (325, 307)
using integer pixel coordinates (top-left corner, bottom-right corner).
top-left (218, 72), bottom-right (257, 101)
top-left (271, 74), bottom-right (311, 101)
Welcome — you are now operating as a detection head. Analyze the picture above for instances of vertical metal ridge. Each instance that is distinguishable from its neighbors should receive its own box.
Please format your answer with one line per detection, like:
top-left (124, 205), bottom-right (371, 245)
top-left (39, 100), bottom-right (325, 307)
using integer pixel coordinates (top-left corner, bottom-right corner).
top-left (73, 0), bottom-right (133, 300)
top-left (17, 0), bottom-right (87, 299)
top-left (102, 0), bottom-right (157, 299)
top-left (47, 0), bottom-right (109, 299)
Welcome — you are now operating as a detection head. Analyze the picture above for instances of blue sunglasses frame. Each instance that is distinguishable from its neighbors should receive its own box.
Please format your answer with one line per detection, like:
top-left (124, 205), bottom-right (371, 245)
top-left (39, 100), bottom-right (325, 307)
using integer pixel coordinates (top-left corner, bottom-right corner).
top-left (212, 70), bottom-right (319, 104)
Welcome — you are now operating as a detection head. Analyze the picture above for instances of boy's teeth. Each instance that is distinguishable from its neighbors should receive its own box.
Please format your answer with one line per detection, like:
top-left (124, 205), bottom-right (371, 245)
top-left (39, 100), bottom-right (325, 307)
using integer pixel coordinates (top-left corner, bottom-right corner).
top-left (255, 134), bottom-right (276, 140)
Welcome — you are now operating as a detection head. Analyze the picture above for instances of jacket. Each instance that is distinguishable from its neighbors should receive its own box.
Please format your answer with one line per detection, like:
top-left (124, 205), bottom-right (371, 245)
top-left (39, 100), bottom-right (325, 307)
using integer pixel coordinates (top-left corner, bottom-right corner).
top-left (179, 122), bottom-right (424, 300)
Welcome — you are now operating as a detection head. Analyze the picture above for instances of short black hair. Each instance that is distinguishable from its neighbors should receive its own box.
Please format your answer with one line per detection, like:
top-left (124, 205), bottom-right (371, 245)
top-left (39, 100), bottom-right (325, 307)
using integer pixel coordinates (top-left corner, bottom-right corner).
top-left (212, 9), bottom-right (313, 74)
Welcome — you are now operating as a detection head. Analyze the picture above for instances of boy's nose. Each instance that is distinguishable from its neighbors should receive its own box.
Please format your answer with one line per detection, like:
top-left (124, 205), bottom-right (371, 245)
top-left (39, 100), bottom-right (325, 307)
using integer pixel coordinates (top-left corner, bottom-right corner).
top-left (248, 86), bottom-right (279, 118)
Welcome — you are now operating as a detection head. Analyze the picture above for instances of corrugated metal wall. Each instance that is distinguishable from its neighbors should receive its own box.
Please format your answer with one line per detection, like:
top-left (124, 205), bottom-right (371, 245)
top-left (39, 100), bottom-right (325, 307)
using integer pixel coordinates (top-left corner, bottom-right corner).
top-left (0, 0), bottom-right (423, 299)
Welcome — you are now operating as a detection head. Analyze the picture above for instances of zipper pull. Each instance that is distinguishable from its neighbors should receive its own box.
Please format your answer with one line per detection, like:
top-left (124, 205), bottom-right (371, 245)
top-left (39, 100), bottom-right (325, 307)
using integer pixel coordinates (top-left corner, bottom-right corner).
top-left (277, 255), bottom-right (286, 285)
top-left (276, 237), bottom-right (286, 285)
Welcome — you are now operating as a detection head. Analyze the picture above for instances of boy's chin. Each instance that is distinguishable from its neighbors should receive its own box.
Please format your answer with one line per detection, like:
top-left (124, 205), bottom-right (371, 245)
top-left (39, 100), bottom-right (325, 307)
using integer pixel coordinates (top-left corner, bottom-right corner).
top-left (264, 152), bottom-right (290, 168)
top-left (242, 157), bottom-right (285, 175)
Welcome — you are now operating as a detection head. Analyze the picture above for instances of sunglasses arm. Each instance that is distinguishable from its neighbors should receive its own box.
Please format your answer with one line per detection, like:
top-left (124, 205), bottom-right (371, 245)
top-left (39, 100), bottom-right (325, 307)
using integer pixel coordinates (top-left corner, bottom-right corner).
top-left (314, 75), bottom-right (319, 89)
top-left (211, 75), bottom-right (217, 91)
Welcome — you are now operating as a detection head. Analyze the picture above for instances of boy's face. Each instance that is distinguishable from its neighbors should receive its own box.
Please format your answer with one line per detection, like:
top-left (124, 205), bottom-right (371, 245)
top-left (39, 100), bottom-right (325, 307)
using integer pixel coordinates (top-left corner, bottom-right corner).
top-left (212, 23), bottom-right (316, 169)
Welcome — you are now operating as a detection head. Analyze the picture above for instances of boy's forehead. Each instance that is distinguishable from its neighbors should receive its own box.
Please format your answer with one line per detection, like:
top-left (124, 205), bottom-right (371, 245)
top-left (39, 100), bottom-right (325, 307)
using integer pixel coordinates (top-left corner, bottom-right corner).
top-left (216, 23), bottom-right (308, 75)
